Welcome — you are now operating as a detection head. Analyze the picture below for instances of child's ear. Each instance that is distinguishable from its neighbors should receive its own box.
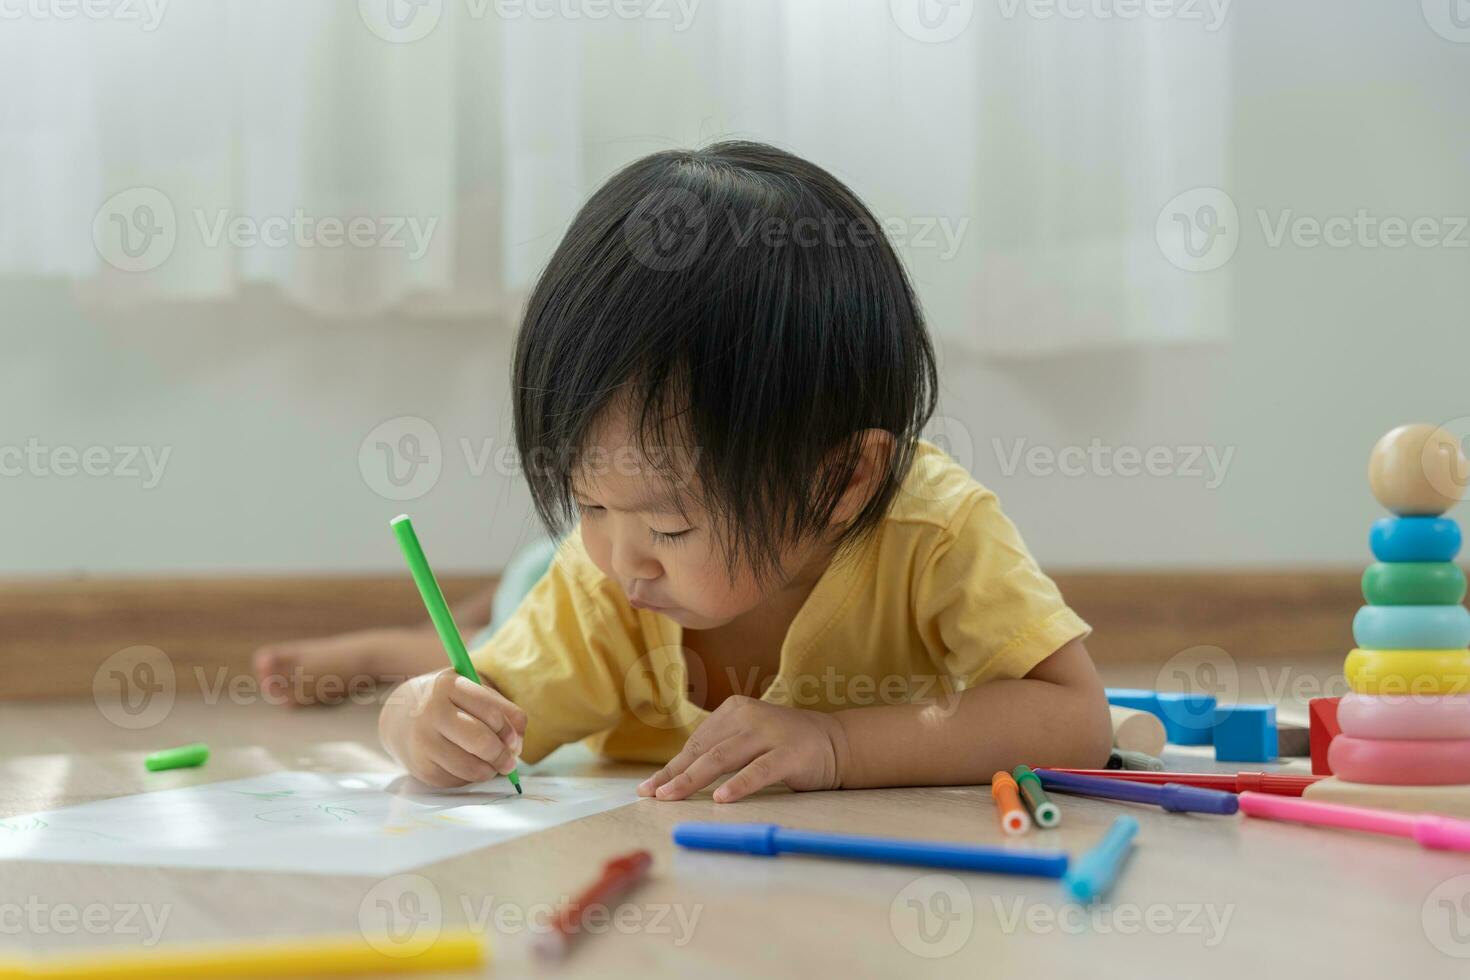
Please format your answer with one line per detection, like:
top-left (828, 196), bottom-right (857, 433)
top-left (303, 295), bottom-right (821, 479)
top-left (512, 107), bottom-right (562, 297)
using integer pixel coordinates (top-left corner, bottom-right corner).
top-left (830, 429), bottom-right (896, 526)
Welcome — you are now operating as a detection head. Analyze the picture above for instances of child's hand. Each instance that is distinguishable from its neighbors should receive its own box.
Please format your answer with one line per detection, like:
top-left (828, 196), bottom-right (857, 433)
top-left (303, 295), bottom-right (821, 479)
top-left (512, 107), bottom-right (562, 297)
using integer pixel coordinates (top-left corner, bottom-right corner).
top-left (379, 669), bottom-right (528, 788)
top-left (637, 697), bottom-right (845, 804)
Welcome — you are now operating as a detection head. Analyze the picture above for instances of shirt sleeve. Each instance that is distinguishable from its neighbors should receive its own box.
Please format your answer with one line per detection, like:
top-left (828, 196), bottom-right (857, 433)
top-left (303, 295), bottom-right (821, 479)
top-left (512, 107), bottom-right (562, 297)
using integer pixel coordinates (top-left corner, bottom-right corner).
top-left (912, 490), bottom-right (1091, 688)
top-left (468, 538), bottom-right (642, 764)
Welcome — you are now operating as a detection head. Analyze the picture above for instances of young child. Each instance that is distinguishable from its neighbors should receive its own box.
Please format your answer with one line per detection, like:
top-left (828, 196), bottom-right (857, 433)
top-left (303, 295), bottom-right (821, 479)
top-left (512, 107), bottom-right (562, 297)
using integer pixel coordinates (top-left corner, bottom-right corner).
top-left (352, 141), bottom-right (1110, 801)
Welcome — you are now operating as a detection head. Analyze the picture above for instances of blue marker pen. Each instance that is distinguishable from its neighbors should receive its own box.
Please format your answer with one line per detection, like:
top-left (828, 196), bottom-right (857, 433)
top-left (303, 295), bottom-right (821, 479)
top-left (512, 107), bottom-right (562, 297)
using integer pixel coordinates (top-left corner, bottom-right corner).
top-left (673, 823), bottom-right (1069, 878)
top-left (1063, 815), bottom-right (1138, 902)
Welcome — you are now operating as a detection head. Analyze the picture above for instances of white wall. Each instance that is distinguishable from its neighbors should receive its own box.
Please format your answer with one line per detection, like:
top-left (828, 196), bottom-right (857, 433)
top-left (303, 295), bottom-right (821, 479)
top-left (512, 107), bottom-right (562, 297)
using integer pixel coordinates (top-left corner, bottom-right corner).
top-left (6, 1), bottom-right (1470, 575)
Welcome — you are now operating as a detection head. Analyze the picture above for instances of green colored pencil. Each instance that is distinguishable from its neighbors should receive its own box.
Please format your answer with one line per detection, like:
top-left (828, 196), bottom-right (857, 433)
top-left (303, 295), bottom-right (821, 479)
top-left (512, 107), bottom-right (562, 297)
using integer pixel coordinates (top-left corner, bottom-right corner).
top-left (391, 514), bottom-right (522, 794)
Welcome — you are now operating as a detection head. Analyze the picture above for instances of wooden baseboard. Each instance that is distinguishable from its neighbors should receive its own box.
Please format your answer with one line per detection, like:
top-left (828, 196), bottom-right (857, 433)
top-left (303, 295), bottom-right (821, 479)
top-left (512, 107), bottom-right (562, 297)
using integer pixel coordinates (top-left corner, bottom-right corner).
top-left (0, 570), bottom-right (1363, 700)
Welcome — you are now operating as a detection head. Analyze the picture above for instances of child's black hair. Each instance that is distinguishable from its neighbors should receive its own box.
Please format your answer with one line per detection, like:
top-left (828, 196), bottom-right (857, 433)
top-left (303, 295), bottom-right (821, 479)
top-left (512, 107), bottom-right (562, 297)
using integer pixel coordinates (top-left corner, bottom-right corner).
top-left (513, 140), bottom-right (938, 583)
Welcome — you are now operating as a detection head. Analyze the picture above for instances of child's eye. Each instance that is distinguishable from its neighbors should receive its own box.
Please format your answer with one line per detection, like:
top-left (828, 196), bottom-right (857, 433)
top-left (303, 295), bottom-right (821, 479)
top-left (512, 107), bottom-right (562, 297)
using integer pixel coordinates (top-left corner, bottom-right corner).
top-left (650, 528), bottom-right (692, 544)
top-left (576, 502), bottom-right (605, 519)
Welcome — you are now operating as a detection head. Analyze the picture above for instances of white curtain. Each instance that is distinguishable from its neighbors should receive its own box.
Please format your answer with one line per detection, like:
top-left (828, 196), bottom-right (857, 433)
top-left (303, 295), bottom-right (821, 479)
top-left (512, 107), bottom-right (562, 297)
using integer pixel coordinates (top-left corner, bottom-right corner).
top-left (0, 0), bottom-right (1230, 351)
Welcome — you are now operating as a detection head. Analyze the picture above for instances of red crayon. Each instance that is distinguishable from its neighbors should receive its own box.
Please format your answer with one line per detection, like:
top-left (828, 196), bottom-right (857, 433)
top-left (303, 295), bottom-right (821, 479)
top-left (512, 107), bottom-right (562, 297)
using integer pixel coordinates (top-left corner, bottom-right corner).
top-left (1046, 769), bottom-right (1322, 797)
top-left (535, 849), bottom-right (654, 960)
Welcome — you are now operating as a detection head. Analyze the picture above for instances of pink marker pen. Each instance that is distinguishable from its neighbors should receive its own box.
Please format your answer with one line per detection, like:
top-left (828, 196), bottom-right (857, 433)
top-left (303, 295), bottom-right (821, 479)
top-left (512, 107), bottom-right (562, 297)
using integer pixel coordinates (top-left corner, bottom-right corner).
top-left (1238, 791), bottom-right (1470, 852)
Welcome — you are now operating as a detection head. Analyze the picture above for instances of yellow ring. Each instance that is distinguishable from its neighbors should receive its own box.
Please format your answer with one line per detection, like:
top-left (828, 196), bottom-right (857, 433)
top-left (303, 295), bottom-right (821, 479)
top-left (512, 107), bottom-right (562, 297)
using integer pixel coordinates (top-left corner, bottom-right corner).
top-left (1345, 648), bottom-right (1470, 695)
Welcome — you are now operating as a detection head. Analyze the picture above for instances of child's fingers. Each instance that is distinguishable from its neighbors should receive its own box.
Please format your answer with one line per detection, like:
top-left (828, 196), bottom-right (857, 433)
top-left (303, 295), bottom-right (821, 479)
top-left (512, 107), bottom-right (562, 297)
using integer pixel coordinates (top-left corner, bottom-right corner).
top-left (430, 733), bottom-right (501, 785)
top-left (712, 750), bottom-right (787, 803)
top-left (418, 757), bottom-right (475, 789)
top-left (447, 676), bottom-right (529, 739)
top-left (637, 720), bottom-right (735, 796)
top-left (441, 709), bottom-right (514, 766)
top-left (653, 735), bottom-right (758, 801)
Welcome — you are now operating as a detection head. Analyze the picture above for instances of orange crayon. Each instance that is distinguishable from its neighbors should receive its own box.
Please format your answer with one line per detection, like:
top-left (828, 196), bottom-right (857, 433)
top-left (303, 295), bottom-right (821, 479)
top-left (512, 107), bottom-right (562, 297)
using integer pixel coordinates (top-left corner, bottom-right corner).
top-left (992, 771), bottom-right (1031, 836)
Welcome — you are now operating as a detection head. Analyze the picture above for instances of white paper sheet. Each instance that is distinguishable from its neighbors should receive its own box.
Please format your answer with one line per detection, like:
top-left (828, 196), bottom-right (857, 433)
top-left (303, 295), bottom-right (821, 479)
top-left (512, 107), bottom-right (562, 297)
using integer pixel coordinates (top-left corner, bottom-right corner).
top-left (0, 772), bottom-right (641, 875)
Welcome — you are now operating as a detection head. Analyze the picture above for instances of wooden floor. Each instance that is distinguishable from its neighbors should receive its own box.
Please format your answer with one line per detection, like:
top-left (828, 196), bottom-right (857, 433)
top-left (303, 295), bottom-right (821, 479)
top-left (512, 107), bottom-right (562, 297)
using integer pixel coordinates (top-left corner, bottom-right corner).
top-left (2, 655), bottom-right (1466, 978)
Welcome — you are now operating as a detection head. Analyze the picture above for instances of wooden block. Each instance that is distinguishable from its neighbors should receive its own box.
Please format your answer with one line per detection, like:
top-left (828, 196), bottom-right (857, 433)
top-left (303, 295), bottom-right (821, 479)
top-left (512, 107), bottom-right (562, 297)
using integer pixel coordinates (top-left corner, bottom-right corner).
top-left (1309, 696), bottom-right (1342, 775)
top-left (1110, 705), bottom-right (1166, 756)
top-left (1303, 776), bottom-right (1470, 818)
top-left (1278, 720), bottom-right (1310, 757)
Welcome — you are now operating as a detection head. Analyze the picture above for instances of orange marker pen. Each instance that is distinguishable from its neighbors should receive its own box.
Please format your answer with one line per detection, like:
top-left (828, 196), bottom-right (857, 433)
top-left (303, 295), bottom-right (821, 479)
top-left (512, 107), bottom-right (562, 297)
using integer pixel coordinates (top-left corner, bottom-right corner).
top-left (992, 771), bottom-right (1031, 836)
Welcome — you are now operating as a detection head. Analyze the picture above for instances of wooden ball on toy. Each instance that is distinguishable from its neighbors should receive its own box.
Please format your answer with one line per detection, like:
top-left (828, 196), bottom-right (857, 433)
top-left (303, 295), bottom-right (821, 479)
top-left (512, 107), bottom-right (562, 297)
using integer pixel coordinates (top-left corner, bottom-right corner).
top-left (1368, 424), bottom-right (1469, 516)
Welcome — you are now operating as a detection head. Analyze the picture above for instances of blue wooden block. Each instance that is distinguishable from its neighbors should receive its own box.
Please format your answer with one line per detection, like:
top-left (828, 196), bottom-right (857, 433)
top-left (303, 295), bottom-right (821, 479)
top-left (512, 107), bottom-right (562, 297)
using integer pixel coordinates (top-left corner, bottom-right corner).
top-left (1155, 693), bottom-right (1217, 745)
top-left (1106, 689), bottom-right (1217, 745)
top-left (1213, 705), bottom-right (1277, 762)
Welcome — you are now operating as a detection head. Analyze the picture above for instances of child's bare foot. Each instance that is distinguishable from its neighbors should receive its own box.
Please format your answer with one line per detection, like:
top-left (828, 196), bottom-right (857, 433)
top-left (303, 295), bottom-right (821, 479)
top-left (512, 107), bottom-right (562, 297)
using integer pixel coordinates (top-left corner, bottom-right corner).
top-left (253, 628), bottom-right (452, 707)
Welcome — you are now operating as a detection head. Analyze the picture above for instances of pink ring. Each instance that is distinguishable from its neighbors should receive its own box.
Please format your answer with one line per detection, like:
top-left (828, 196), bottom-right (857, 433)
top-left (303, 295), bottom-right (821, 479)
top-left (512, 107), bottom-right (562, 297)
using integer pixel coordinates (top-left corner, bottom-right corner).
top-left (1328, 735), bottom-right (1470, 785)
top-left (1337, 693), bottom-right (1470, 740)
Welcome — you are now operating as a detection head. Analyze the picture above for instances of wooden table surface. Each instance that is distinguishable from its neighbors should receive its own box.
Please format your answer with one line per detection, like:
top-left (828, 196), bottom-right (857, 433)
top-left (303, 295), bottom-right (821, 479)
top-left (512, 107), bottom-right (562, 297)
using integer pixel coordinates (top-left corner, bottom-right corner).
top-left (2, 659), bottom-right (1467, 978)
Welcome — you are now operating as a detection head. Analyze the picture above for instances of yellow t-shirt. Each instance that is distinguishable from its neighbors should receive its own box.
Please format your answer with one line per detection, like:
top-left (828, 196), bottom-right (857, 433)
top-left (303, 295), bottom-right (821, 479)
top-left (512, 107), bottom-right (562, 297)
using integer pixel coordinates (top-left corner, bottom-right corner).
top-left (471, 441), bottom-right (1090, 765)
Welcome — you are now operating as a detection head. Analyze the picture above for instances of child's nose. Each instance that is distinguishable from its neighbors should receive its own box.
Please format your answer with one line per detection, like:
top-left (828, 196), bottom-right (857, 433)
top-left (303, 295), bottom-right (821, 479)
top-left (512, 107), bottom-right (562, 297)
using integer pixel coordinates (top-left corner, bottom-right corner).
top-left (611, 536), bottom-right (661, 584)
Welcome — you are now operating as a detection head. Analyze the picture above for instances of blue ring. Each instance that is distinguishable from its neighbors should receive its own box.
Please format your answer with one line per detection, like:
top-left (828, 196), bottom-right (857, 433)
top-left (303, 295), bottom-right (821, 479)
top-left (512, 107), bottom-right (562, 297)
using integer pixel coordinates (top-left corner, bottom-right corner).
top-left (1370, 516), bottom-right (1462, 563)
top-left (1353, 604), bottom-right (1470, 649)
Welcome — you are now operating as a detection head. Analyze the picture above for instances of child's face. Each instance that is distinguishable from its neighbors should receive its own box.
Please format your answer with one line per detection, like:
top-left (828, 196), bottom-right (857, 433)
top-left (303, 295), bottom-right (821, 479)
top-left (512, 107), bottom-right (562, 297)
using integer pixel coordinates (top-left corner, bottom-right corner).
top-left (571, 408), bottom-right (828, 630)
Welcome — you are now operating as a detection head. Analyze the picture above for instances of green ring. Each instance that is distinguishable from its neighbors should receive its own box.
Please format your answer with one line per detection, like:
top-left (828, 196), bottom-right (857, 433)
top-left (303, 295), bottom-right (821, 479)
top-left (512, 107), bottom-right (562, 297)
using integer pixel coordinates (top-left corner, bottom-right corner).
top-left (1362, 562), bottom-right (1467, 606)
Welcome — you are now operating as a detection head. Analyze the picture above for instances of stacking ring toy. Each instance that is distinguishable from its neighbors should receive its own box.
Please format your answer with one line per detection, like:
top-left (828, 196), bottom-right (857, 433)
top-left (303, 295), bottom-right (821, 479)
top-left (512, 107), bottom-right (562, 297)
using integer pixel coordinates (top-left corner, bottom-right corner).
top-left (1344, 648), bottom-right (1470, 695)
top-left (1352, 605), bottom-right (1470, 649)
top-left (1370, 516), bottom-right (1461, 562)
top-left (1337, 692), bottom-right (1470, 740)
top-left (1327, 735), bottom-right (1470, 785)
top-left (1362, 561), bottom-right (1466, 606)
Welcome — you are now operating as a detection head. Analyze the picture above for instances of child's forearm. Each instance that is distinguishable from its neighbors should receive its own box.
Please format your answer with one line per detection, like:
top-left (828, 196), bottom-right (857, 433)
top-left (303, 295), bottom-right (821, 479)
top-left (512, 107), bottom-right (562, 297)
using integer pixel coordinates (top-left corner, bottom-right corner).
top-left (830, 638), bottom-right (1112, 789)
